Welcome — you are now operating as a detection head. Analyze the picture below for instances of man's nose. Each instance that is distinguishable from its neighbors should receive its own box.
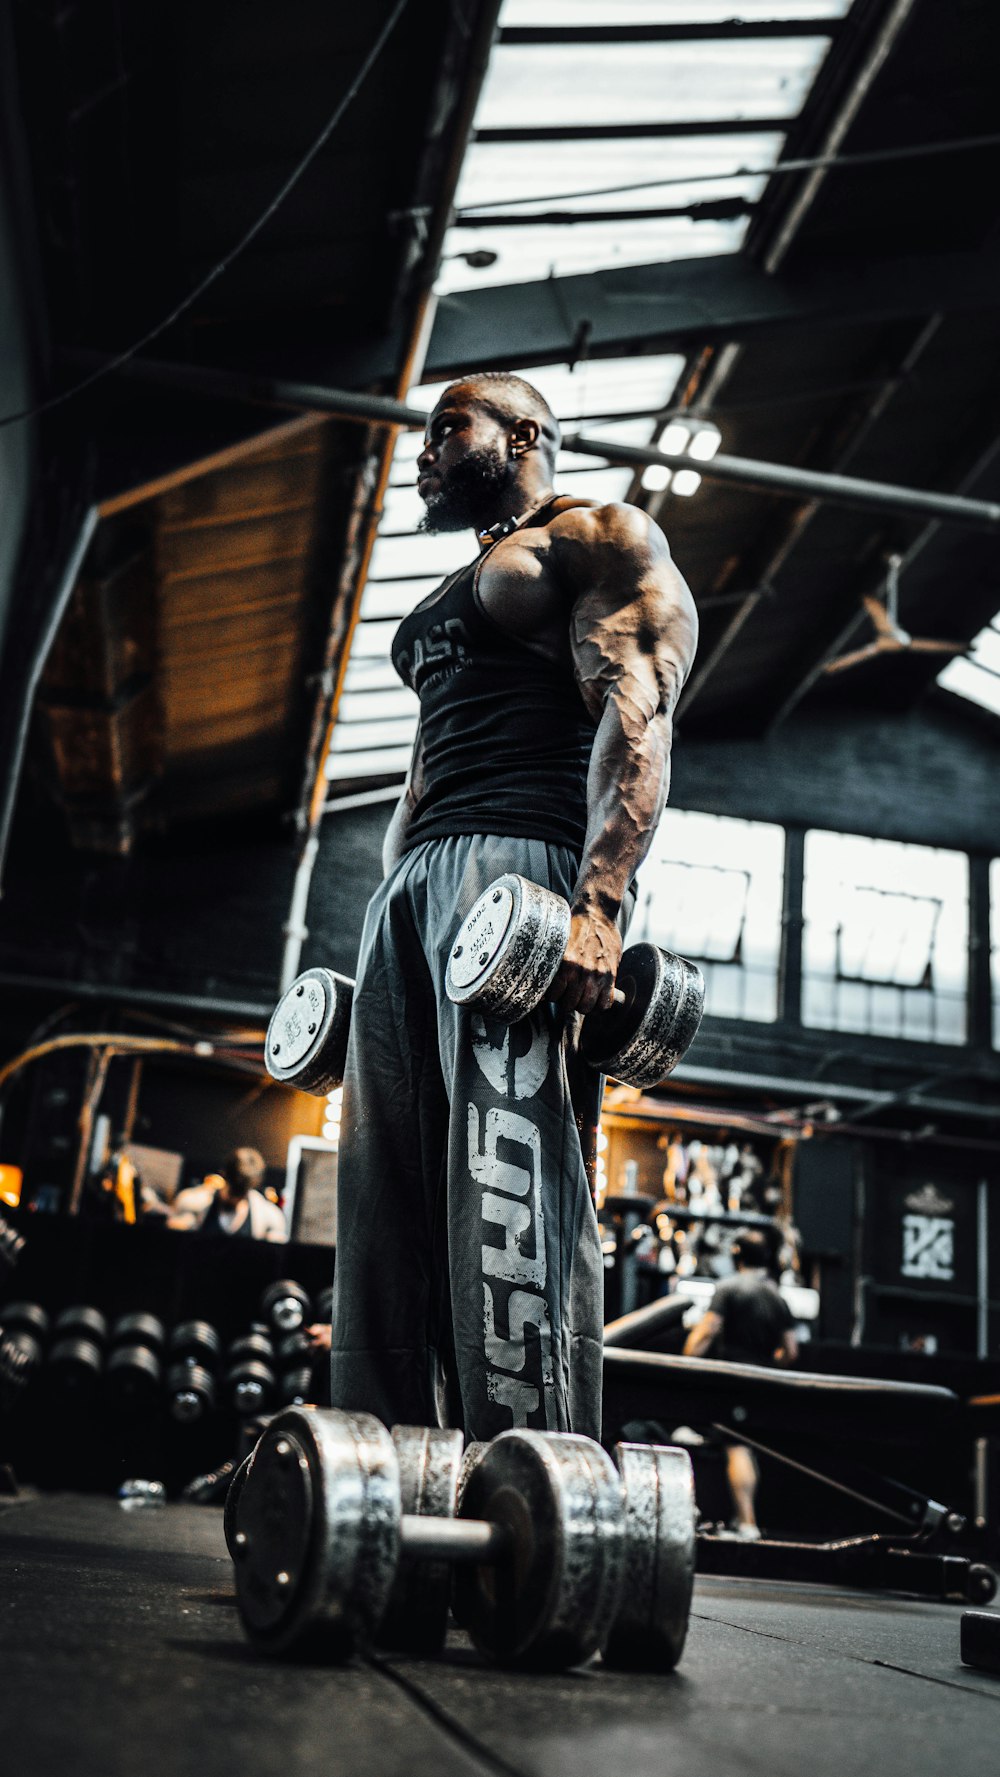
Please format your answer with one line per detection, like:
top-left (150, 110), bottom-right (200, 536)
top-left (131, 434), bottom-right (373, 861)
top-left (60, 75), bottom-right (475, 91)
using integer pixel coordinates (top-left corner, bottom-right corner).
top-left (417, 441), bottom-right (436, 473)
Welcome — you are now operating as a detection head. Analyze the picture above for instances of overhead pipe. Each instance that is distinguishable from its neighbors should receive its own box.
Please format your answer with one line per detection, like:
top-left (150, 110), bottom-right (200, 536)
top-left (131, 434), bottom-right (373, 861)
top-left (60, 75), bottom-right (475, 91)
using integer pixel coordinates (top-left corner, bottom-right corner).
top-left (100, 357), bottom-right (1000, 533)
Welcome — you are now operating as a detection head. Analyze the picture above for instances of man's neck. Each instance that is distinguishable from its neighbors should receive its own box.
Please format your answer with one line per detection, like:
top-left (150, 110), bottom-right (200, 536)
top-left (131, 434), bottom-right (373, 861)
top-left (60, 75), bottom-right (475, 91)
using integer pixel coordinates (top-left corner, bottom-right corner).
top-left (474, 482), bottom-right (555, 550)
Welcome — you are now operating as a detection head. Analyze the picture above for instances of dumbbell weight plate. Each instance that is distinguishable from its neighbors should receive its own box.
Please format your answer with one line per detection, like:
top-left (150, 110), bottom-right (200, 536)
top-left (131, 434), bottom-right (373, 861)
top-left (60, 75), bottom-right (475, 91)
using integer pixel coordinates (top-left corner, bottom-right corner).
top-left (226, 1359), bottom-right (276, 1415)
top-left (580, 943), bottom-right (705, 1089)
top-left (603, 1442), bottom-right (695, 1672)
top-left (54, 1306), bottom-right (108, 1347)
top-left (265, 968), bottom-right (354, 1096)
top-left (1, 1302), bottom-right (50, 1341)
top-left (106, 1342), bottom-right (162, 1405)
top-left (453, 1431), bottom-right (625, 1671)
top-left (232, 1407), bottom-right (400, 1659)
top-left (377, 1427), bottom-right (464, 1655)
top-left (48, 1336), bottom-right (104, 1397)
top-left (168, 1320), bottom-right (222, 1367)
top-left (446, 875), bottom-right (571, 1021)
top-left (111, 1312), bottom-right (166, 1353)
top-left (167, 1362), bottom-right (217, 1423)
top-left (224, 1449), bottom-right (254, 1559)
top-left (278, 1366), bottom-right (314, 1407)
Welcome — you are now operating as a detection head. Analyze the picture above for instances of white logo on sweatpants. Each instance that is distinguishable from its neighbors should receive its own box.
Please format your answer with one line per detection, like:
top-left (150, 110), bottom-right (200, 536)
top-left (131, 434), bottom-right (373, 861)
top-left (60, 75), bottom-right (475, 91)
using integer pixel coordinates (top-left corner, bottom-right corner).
top-left (469, 1102), bottom-right (553, 1427)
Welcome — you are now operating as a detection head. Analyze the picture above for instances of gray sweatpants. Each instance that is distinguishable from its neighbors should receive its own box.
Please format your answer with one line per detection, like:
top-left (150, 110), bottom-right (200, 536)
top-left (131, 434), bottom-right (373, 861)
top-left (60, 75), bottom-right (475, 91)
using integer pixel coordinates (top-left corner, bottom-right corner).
top-left (329, 833), bottom-right (606, 1442)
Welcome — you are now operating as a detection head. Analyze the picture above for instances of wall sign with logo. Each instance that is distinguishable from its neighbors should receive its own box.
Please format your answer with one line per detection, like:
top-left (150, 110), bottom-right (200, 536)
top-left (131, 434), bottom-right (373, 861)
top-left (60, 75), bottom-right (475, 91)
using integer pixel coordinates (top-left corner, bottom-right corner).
top-left (871, 1169), bottom-right (977, 1298)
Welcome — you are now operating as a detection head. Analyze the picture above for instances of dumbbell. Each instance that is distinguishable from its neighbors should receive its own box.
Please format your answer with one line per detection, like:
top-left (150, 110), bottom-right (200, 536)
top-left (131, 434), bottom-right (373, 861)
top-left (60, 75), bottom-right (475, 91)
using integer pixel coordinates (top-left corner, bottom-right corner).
top-left (259, 1280), bottom-right (311, 1335)
top-left (48, 1306), bottom-right (107, 1400)
top-left (166, 1320), bottom-right (222, 1424)
top-left (274, 1331), bottom-right (315, 1407)
top-left (0, 1212), bottom-right (25, 1273)
top-left (106, 1311), bottom-right (165, 1408)
top-left (224, 1331), bottom-right (277, 1415)
top-left (265, 969), bottom-right (353, 1093)
top-left (227, 1410), bottom-right (695, 1671)
top-left (0, 1301), bottom-right (48, 1402)
top-left (446, 874), bottom-right (705, 1089)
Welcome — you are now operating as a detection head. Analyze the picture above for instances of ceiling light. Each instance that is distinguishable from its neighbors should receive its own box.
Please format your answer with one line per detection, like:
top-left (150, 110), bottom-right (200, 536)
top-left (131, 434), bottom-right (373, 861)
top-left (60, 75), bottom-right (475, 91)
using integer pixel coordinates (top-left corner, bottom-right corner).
top-left (641, 464), bottom-right (672, 492)
top-left (657, 421), bottom-right (691, 456)
top-left (689, 423), bottom-right (722, 462)
top-left (672, 469), bottom-right (703, 497)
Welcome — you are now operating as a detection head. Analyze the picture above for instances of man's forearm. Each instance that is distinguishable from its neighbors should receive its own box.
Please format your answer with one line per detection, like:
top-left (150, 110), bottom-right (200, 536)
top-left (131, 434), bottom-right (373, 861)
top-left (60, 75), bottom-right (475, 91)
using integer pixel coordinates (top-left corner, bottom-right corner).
top-left (572, 698), bottom-right (671, 917)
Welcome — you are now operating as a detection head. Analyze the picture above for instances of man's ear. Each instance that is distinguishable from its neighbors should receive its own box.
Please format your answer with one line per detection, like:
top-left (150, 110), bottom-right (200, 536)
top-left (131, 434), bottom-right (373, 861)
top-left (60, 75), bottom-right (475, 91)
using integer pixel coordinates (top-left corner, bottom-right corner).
top-left (510, 418), bottom-right (540, 457)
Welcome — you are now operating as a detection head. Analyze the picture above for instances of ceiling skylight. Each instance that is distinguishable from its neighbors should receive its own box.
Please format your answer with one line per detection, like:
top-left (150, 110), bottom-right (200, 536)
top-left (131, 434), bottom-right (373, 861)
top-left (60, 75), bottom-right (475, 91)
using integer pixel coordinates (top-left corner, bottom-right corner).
top-left (937, 614), bottom-right (1000, 718)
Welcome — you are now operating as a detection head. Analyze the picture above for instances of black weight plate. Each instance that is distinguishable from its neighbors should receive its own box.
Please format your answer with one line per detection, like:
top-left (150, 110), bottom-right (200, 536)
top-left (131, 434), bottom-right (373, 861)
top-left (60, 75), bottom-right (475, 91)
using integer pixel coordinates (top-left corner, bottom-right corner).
top-left (228, 1332), bottom-right (275, 1365)
top-left (277, 1331), bottom-right (313, 1369)
top-left (54, 1306), bottom-right (108, 1346)
top-left (48, 1336), bottom-right (104, 1394)
top-left (111, 1312), bottom-right (165, 1352)
top-left (226, 1359), bottom-right (276, 1414)
top-left (603, 1442), bottom-right (695, 1672)
top-left (233, 1408), bottom-right (400, 1659)
top-left (224, 1450), bottom-right (254, 1559)
top-left (168, 1362), bottom-right (216, 1422)
top-left (1, 1302), bottom-right (50, 1340)
top-left (581, 943), bottom-right (705, 1088)
top-left (106, 1342), bottom-right (162, 1403)
top-left (279, 1366), bottom-right (314, 1406)
top-left (261, 1281), bottom-right (310, 1334)
top-left (168, 1320), bottom-right (222, 1365)
top-left (378, 1427), bottom-right (464, 1655)
top-left (453, 1431), bottom-right (625, 1671)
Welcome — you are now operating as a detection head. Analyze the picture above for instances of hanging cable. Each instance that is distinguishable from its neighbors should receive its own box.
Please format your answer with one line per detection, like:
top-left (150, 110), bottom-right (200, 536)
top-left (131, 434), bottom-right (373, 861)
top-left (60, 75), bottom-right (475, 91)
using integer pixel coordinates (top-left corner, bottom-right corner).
top-left (0, 0), bottom-right (410, 433)
top-left (455, 130), bottom-right (1000, 216)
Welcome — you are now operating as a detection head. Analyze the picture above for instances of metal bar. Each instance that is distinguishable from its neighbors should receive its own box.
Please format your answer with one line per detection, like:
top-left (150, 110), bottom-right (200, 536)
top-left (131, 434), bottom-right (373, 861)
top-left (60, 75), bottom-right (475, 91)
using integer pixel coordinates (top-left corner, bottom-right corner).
top-left (0, 970), bottom-right (271, 1021)
top-left (400, 1514), bottom-right (508, 1564)
top-left (103, 358), bottom-right (1000, 533)
top-left (95, 355), bottom-right (1000, 529)
top-left (710, 1424), bottom-right (916, 1527)
top-left (562, 431), bottom-right (1000, 531)
top-left (978, 1180), bottom-right (989, 1361)
top-left (474, 118), bottom-right (794, 142)
top-left (500, 21), bottom-right (841, 43)
top-left (450, 197), bottom-right (752, 226)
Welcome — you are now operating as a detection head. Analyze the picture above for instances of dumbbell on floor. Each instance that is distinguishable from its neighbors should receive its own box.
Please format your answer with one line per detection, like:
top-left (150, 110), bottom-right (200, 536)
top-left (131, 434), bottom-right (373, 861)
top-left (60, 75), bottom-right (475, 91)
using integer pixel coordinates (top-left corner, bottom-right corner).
top-left (48, 1306), bottom-right (107, 1401)
top-left (0, 1302), bottom-right (49, 1404)
top-left (446, 874), bottom-right (705, 1089)
top-left (224, 1331), bottom-right (277, 1415)
top-left (227, 1409), bottom-right (695, 1672)
top-left (106, 1312), bottom-right (165, 1409)
top-left (167, 1320), bottom-right (222, 1424)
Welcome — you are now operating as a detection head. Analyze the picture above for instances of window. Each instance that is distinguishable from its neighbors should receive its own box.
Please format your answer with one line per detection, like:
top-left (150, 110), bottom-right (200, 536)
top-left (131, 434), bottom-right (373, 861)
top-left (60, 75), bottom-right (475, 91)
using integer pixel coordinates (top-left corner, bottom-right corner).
top-left (992, 859), bottom-right (1000, 1049)
top-left (802, 832), bottom-right (968, 1044)
top-left (937, 611), bottom-right (1000, 718)
top-left (632, 808), bottom-right (785, 1021)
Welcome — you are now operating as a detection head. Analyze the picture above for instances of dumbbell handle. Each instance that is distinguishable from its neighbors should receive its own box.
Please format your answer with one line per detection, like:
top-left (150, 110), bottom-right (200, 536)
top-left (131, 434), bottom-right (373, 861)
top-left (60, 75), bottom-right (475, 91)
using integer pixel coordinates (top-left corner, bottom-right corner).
top-left (400, 1512), bottom-right (511, 1566)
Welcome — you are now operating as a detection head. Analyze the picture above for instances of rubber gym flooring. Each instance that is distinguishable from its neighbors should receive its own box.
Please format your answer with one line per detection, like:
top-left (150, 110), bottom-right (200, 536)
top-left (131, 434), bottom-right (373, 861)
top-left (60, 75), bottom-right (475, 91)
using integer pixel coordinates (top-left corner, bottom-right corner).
top-left (1, 1493), bottom-right (997, 1777)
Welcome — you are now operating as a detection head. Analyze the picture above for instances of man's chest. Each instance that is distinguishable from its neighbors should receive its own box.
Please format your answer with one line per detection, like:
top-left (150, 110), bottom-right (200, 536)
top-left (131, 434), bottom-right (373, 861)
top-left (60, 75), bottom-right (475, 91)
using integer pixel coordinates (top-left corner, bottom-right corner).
top-left (476, 534), bottom-right (570, 656)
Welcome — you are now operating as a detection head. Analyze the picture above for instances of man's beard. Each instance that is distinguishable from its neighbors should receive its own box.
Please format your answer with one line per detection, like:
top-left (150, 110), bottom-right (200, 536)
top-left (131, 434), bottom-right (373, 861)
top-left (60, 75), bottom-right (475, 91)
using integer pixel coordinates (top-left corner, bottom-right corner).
top-left (418, 442), bottom-right (508, 534)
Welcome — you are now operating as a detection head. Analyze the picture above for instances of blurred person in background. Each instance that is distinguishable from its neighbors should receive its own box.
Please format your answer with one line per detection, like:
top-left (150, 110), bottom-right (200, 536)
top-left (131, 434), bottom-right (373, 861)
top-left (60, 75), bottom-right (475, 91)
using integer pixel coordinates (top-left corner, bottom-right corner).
top-left (168, 1147), bottom-right (286, 1241)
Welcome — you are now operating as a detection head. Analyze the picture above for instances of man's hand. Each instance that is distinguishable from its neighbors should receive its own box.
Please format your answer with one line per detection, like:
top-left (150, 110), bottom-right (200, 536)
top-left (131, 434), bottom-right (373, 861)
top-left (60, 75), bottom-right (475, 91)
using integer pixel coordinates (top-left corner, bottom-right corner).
top-left (305, 1321), bottom-right (332, 1353)
top-left (551, 909), bottom-right (622, 1015)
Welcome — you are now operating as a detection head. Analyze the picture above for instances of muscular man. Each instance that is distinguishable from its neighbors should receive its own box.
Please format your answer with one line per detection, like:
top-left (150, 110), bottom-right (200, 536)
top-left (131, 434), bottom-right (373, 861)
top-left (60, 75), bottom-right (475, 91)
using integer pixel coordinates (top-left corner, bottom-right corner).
top-left (330, 372), bottom-right (697, 1442)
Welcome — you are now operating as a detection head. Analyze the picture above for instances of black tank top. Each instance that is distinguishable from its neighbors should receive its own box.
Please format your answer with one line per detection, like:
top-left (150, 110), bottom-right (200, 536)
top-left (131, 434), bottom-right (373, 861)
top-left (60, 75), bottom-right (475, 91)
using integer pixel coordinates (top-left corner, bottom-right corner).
top-left (391, 515), bottom-right (597, 853)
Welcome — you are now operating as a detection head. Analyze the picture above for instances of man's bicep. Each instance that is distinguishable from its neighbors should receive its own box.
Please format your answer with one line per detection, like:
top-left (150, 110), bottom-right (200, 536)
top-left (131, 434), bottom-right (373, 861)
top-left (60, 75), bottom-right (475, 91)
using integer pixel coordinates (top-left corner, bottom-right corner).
top-left (565, 510), bottom-right (697, 720)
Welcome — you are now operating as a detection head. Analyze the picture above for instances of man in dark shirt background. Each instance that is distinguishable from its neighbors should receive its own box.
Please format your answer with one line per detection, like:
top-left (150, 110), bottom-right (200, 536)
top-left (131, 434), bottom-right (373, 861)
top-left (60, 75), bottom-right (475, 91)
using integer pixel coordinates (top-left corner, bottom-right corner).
top-left (684, 1229), bottom-right (798, 1537)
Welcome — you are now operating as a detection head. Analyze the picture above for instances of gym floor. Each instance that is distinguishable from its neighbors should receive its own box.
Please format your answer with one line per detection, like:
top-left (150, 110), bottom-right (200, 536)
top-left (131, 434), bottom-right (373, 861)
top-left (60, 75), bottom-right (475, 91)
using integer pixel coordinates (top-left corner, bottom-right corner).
top-left (2, 1494), bottom-right (997, 1777)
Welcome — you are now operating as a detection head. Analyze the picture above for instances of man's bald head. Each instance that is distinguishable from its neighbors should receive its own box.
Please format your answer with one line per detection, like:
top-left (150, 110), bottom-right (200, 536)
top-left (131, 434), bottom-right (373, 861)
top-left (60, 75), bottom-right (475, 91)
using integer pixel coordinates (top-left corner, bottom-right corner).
top-left (437, 374), bottom-right (561, 472)
top-left (417, 372), bottom-right (561, 534)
